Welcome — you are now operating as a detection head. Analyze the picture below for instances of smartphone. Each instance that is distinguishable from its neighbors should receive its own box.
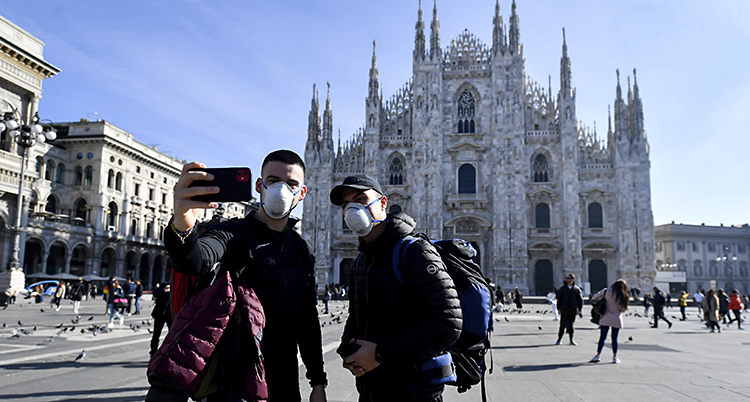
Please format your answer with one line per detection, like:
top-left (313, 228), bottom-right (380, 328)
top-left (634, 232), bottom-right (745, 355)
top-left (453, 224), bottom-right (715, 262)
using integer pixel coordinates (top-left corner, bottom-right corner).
top-left (189, 167), bottom-right (252, 203)
top-left (336, 341), bottom-right (361, 358)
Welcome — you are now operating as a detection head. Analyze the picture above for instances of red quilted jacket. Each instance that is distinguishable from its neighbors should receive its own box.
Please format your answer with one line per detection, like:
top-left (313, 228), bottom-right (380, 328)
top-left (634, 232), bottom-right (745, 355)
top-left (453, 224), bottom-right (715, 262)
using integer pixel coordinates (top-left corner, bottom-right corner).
top-left (147, 270), bottom-right (267, 400)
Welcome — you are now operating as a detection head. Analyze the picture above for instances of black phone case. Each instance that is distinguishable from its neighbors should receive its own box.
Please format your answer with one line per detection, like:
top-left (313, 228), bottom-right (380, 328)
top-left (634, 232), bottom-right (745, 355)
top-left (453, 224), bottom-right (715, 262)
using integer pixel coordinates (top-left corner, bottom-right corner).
top-left (336, 341), bottom-right (361, 358)
top-left (189, 167), bottom-right (252, 202)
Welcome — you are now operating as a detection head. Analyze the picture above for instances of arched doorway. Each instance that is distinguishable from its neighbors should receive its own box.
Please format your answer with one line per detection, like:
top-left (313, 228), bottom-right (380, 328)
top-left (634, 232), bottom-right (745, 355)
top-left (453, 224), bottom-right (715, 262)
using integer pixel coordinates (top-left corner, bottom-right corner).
top-left (140, 253), bottom-right (151, 288)
top-left (23, 239), bottom-right (44, 274)
top-left (589, 260), bottom-right (608, 294)
top-left (70, 245), bottom-right (88, 276)
top-left (46, 242), bottom-right (67, 275)
top-left (125, 251), bottom-right (138, 279)
top-left (339, 258), bottom-right (354, 287)
top-left (100, 248), bottom-right (116, 278)
top-left (152, 255), bottom-right (164, 288)
top-left (535, 259), bottom-right (554, 296)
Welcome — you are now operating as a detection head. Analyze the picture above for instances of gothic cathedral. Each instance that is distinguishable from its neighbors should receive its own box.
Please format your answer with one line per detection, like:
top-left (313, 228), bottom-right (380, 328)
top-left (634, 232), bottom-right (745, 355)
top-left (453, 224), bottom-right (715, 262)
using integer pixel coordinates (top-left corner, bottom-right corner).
top-left (303, 1), bottom-right (656, 295)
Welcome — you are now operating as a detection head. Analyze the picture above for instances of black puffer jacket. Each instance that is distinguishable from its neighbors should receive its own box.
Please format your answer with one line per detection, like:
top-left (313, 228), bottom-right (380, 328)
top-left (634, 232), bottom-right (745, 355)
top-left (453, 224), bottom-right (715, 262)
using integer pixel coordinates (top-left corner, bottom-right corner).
top-left (342, 212), bottom-right (463, 400)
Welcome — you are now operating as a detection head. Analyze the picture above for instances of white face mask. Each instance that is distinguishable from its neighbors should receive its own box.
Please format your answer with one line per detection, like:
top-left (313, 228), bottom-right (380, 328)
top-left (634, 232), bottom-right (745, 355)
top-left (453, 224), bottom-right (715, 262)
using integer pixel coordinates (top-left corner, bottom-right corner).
top-left (260, 179), bottom-right (301, 220)
top-left (344, 197), bottom-right (385, 237)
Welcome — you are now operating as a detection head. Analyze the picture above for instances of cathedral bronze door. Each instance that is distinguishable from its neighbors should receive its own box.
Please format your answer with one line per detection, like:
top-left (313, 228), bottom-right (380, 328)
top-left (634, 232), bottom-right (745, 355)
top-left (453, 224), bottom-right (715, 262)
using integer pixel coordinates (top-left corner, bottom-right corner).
top-left (534, 259), bottom-right (553, 296)
top-left (588, 260), bottom-right (608, 293)
top-left (339, 258), bottom-right (354, 287)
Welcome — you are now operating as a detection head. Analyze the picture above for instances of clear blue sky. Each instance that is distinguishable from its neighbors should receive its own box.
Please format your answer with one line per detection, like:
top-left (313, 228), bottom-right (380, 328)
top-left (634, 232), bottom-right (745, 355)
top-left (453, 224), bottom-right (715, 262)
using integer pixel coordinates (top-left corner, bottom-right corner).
top-left (2, 1), bottom-right (749, 226)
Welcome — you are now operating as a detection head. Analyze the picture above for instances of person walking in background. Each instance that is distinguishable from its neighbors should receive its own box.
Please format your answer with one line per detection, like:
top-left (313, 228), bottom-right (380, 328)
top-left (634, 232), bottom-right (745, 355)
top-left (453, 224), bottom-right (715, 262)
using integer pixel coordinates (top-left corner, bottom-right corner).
top-left (514, 287), bottom-right (524, 311)
top-left (589, 279), bottom-right (630, 364)
top-left (90, 283), bottom-right (97, 301)
top-left (693, 290), bottom-right (704, 316)
top-left (703, 289), bottom-right (721, 333)
top-left (556, 274), bottom-right (583, 345)
top-left (70, 278), bottom-right (85, 314)
top-left (134, 279), bottom-right (143, 315)
top-left (322, 284), bottom-right (331, 314)
top-left (52, 281), bottom-right (66, 311)
top-left (495, 286), bottom-right (505, 312)
top-left (743, 294), bottom-right (750, 313)
top-left (547, 287), bottom-right (559, 320)
top-left (106, 277), bottom-right (125, 328)
top-left (726, 290), bottom-right (744, 330)
top-left (666, 292), bottom-right (672, 309)
top-left (124, 278), bottom-right (136, 316)
top-left (717, 289), bottom-right (730, 324)
top-left (651, 287), bottom-right (672, 329)
top-left (678, 290), bottom-right (689, 321)
top-left (150, 282), bottom-right (172, 357)
top-left (643, 294), bottom-right (651, 317)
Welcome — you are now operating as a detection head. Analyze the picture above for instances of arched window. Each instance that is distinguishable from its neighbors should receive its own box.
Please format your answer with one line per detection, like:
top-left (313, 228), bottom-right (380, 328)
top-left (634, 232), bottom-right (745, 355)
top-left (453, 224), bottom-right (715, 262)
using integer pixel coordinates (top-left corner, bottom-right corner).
top-left (75, 198), bottom-right (87, 225)
top-left (115, 172), bottom-right (123, 191)
top-left (74, 166), bottom-right (83, 186)
top-left (458, 164), bottom-right (476, 194)
top-left (55, 164), bottom-right (64, 184)
top-left (389, 205), bottom-right (402, 214)
top-left (35, 156), bottom-right (44, 174)
top-left (45, 195), bottom-right (57, 214)
top-left (588, 202), bottom-right (603, 228)
top-left (107, 202), bottom-right (118, 230)
top-left (107, 169), bottom-right (115, 188)
top-left (389, 158), bottom-right (403, 185)
top-left (84, 166), bottom-right (93, 186)
top-left (533, 154), bottom-right (549, 182)
top-left (457, 91), bottom-right (476, 133)
top-left (693, 261), bottom-right (703, 276)
top-left (709, 261), bottom-right (718, 277)
top-left (146, 221), bottom-right (154, 238)
top-left (535, 203), bottom-right (550, 229)
top-left (740, 262), bottom-right (748, 278)
top-left (131, 219), bottom-right (139, 236)
top-left (45, 160), bottom-right (55, 181)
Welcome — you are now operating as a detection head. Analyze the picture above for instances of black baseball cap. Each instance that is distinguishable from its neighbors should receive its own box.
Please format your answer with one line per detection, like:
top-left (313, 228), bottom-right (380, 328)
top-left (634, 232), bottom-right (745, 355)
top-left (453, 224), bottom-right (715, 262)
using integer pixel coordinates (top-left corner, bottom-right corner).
top-left (330, 174), bottom-right (383, 206)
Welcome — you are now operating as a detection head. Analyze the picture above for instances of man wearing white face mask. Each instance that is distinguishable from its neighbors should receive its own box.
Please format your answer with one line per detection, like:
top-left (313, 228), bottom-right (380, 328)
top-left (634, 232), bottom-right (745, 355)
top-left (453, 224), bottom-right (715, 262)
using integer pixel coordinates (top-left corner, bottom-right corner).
top-left (147, 150), bottom-right (327, 402)
top-left (330, 174), bottom-right (462, 402)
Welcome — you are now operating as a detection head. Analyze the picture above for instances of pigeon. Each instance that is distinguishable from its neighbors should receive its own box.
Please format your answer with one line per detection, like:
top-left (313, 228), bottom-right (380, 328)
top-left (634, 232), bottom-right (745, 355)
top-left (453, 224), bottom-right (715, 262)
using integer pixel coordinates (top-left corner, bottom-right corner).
top-left (88, 316), bottom-right (94, 321)
top-left (40, 309), bottom-right (45, 313)
top-left (71, 318), bottom-right (79, 324)
top-left (55, 323), bottom-right (64, 328)
top-left (17, 320), bottom-right (22, 326)
top-left (147, 328), bottom-right (153, 334)
top-left (81, 329), bottom-right (86, 334)
top-left (2, 323), bottom-right (6, 328)
top-left (33, 326), bottom-right (37, 331)
top-left (504, 317), bottom-right (509, 322)
top-left (74, 350), bottom-right (86, 362)
top-left (628, 336), bottom-right (633, 341)
top-left (538, 326), bottom-right (542, 330)
top-left (70, 326), bottom-right (75, 331)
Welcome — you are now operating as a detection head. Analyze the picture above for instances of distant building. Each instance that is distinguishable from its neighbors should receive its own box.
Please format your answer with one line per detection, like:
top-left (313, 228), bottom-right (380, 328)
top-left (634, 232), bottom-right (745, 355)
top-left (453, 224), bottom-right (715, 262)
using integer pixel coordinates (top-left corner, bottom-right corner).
top-left (303, 1), bottom-right (656, 295)
top-left (0, 15), bottom-right (252, 290)
top-left (654, 223), bottom-right (750, 296)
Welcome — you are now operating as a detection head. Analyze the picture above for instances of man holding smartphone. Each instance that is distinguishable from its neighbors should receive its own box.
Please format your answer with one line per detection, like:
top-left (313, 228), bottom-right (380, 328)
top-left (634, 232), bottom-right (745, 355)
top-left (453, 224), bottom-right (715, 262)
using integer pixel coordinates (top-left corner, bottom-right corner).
top-left (146, 150), bottom-right (327, 402)
top-left (330, 174), bottom-right (462, 401)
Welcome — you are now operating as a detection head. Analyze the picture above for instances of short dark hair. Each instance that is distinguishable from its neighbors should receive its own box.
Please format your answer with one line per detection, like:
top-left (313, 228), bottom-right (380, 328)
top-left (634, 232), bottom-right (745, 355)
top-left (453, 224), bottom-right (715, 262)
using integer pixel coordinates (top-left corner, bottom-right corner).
top-left (262, 150), bottom-right (305, 174)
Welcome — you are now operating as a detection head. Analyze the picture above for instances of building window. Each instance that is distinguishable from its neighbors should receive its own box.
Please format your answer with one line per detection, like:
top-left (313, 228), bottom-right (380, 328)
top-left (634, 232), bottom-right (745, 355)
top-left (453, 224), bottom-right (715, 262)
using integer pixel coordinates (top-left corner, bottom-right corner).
top-left (692, 242), bottom-right (699, 252)
top-left (693, 262), bottom-right (703, 277)
top-left (131, 219), bottom-right (139, 236)
top-left (55, 164), bottom-right (64, 184)
top-left (533, 154), bottom-right (549, 182)
top-left (108, 202), bottom-right (118, 229)
top-left (107, 169), bottom-right (114, 189)
top-left (588, 202), bottom-right (603, 228)
top-left (678, 261), bottom-right (687, 271)
top-left (655, 242), bottom-right (662, 253)
top-left (457, 91), bottom-right (476, 133)
top-left (134, 183), bottom-right (140, 197)
top-left (45, 195), bottom-right (57, 214)
top-left (35, 156), bottom-right (43, 174)
top-left (725, 263), bottom-right (733, 277)
top-left (723, 243), bottom-right (731, 253)
top-left (458, 164), bottom-right (476, 194)
top-left (115, 172), bottom-right (123, 191)
top-left (75, 198), bottom-right (87, 225)
top-left (162, 193), bottom-right (167, 204)
top-left (740, 262), bottom-right (748, 278)
top-left (146, 221), bottom-right (154, 238)
top-left (149, 188), bottom-right (154, 201)
top-left (739, 244), bottom-right (747, 254)
top-left (45, 160), bottom-right (55, 181)
top-left (389, 158), bottom-right (403, 185)
top-left (709, 261), bottom-right (718, 277)
top-left (677, 241), bottom-right (685, 251)
top-left (84, 166), bottom-right (93, 186)
top-left (708, 243), bottom-right (716, 253)
top-left (74, 166), bottom-right (83, 186)
top-left (535, 203), bottom-right (550, 229)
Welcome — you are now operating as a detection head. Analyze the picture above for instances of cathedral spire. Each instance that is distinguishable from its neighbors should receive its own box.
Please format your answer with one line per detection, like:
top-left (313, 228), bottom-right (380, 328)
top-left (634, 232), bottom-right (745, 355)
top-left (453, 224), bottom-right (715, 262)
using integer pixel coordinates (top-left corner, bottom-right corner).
top-left (414, 0), bottom-right (426, 61)
top-left (322, 82), bottom-right (333, 140)
top-left (492, 0), bottom-right (505, 54)
top-left (616, 69), bottom-right (622, 101)
top-left (368, 41), bottom-right (379, 103)
top-left (631, 68), bottom-right (644, 137)
top-left (509, 0), bottom-right (520, 55)
top-left (560, 28), bottom-right (572, 97)
top-left (430, 0), bottom-right (441, 60)
top-left (307, 84), bottom-right (321, 142)
top-left (337, 128), bottom-right (341, 155)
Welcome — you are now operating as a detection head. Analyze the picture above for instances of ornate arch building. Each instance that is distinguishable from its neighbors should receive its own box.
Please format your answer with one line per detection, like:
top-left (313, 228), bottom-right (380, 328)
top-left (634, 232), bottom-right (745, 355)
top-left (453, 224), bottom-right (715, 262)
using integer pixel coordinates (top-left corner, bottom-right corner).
top-left (303, 1), bottom-right (656, 295)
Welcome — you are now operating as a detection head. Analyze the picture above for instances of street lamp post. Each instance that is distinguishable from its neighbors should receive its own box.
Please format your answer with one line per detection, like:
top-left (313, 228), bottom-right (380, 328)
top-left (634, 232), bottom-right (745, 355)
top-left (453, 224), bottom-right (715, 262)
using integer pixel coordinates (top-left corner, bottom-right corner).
top-left (1, 108), bottom-right (57, 271)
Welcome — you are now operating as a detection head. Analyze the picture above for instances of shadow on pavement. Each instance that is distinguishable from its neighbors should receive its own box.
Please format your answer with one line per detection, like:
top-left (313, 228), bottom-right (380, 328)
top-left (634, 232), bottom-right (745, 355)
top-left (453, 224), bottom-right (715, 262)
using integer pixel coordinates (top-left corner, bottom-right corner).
top-left (0, 386), bottom-right (148, 401)
top-left (491, 344), bottom-right (555, 350)
top-left (503, 362), bottom-right (588, 372)
top-left (0, 361), bottom-right (147, 371)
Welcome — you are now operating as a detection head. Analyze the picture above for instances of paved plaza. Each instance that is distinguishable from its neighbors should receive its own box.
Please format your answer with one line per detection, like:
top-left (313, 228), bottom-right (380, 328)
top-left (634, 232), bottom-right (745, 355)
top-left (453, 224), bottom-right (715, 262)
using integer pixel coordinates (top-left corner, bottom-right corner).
top-left (1, 298), bottom-right (748, 401)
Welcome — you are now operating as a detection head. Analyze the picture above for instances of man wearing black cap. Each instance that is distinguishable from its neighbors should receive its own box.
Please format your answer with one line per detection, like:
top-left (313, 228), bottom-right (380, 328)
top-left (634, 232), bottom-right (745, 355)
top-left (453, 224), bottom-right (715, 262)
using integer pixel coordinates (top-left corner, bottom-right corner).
top-left (331, 173), bottom-right (463, 401)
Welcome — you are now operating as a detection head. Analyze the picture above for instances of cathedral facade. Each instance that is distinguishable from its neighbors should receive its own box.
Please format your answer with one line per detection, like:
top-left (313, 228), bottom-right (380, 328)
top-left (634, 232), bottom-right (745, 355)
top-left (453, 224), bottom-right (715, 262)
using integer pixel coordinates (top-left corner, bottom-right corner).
top-left (303, 1), bottom-right (656, 295)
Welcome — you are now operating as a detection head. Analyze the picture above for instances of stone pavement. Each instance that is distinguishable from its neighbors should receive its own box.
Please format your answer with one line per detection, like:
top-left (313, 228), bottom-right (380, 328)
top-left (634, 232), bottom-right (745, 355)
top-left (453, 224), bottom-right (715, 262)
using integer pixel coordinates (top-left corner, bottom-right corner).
top-left (1, 299), bottom-right (749, 401)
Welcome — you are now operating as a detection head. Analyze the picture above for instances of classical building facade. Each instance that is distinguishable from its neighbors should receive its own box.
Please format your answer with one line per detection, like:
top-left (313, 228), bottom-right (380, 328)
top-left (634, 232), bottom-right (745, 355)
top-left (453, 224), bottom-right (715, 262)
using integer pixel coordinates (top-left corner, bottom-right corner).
top-left (655, 223), bottom-right (750, 296)
top-left (0, 15), bottom-right (250, 291)
top-left (303, 1), bottom-right (656, 295)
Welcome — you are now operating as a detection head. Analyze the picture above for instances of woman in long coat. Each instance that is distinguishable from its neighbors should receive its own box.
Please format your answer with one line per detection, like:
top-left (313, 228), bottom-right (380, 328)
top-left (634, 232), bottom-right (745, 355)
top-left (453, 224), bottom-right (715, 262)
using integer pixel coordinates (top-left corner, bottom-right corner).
top-left (589, 279), bottom-right (629, 364)
top-left (703, 289), bottom-right (721, 333)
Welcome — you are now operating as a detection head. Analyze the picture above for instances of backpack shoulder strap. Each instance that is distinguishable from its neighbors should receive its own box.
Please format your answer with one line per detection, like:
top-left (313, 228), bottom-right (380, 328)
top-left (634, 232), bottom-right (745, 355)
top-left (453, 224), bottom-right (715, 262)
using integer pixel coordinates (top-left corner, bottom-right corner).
top-left (392, 235), bottom-right (421, 285)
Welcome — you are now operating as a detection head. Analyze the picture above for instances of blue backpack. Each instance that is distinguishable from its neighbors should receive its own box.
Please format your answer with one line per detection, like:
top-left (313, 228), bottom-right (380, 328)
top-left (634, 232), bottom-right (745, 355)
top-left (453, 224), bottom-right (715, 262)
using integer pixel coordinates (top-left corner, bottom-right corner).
top-left (393, 235), bottom-right (494, 399)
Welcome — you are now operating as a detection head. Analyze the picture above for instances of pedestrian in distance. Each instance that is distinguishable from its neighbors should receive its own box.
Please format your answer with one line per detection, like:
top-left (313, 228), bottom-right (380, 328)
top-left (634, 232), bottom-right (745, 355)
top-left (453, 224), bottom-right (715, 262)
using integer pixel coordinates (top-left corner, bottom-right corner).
top-left (322, 284), bottom-right (331, 314)
top-left (90, 283), bottom-right (97, 301)
top-left (146, 150), bottom-right (327, 402)
top-left (330, 173), bottom-right (462, 402)
top-left (495, 286), bottom-right (505, 312)
top-left (547, 287), bottom-right (559, 321)
top-left (743, 294), bottom-right (750, 313)
top-left (666, 292), bottom-right (672, 309)
top-left (124, 278), bottom-right (136, 316)
top-left (556, 274), bottom-right (583, 345)
top-left (717, 289), bottom-right (730, 324)
top-left (726, 290), bottom-right (744, 330)
top-left (134, 279), bottom-right (143, 315)
top-left (70, 277), bottom-right (85, 314)
top-left (52, 281), bottom-right (66, 311)
top-left (650, 287), bottom-right (672, 329)
top-left (693, 290), bottom-right (704, 316)
top-left (513, 287), bottom-right (523, 311)
top-left (105, 277), bottom-right (125, 328)
top-left (149, 282), bottom-right (172, 357)
top-left (678, 290), bottom-right (689, 321)
top-left (703, 289), bottom-right (721, 333)
top-left (643, 294), bottom-right (651, 317)
top-left (589, 279), bottom-right (630, 364)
